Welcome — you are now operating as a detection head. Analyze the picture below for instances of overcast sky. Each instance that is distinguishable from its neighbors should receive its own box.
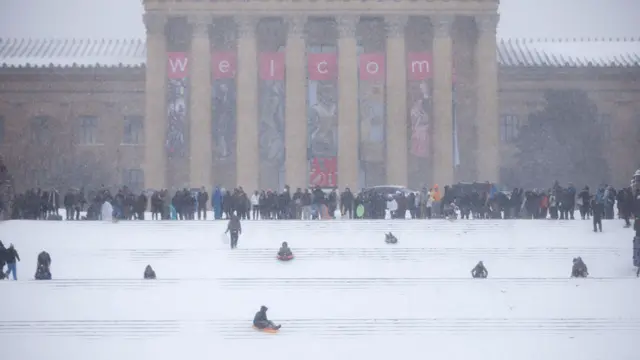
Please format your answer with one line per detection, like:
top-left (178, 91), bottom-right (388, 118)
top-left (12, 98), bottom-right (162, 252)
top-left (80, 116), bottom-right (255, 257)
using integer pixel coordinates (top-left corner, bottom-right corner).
top-left (0, 0), bottom-right (638, 40)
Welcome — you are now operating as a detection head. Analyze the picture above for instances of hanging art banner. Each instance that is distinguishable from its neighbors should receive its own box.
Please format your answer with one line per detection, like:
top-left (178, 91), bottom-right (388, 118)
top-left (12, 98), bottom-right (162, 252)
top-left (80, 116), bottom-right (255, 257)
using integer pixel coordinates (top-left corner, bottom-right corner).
top-left (307, 52), bottom-right (338, 188)
top-left (211, 51), bottom-right (237, 188)
top-left (166, 52), bottom-right (189, 158)
top-left (406, 52), bottom-right (433, 159)
top-left (405, 52), bottom-right (433, 189)
top-left (358, 53), bottom-right (386, 187)
top-left (258, 52), bottom-right (286, 190)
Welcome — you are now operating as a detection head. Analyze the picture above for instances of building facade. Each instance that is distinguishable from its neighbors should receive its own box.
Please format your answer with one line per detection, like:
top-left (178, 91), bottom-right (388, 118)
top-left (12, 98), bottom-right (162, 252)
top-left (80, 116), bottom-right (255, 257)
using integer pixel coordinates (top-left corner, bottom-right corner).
top-left (0, 0), bottom-right (638, 193)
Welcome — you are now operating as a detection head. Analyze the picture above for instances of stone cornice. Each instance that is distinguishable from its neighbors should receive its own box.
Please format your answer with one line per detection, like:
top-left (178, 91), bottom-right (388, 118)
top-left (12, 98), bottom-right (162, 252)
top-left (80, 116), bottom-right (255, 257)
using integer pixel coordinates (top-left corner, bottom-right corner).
top-left (143, 0), bottom-right (498, 16)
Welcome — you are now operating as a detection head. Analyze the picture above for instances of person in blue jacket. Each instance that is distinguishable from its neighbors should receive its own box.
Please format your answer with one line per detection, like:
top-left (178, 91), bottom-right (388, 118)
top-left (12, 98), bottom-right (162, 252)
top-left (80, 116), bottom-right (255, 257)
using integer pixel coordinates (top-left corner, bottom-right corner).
top-left (212, 187), bottom-right (223, 220)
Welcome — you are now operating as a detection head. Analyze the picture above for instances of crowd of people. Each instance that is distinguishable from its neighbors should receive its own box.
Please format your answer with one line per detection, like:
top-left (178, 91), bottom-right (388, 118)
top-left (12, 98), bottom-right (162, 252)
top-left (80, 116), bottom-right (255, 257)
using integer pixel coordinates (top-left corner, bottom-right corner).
top-left (3, 181), bottom-right (639, 225)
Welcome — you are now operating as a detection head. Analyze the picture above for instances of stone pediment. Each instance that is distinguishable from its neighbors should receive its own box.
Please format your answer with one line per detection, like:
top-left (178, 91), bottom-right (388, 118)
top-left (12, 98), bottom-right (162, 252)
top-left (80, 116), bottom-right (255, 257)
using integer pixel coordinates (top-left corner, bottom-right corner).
top-left (143, 0), bottom-right (499, 16)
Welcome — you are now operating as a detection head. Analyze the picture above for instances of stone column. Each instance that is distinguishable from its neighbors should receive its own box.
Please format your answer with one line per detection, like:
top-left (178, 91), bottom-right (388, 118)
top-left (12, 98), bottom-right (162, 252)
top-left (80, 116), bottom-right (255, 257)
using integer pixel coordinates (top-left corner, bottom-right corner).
top-left (337, 15), bottom-right (359, 191)
top-left (385, 15), bottom-right (409, 186)
top-left (188, 15), bottom-right (212, 189)
top-left (143, 12), bottom-right (168, 190)
top-left (284, 16), bottom-right (308, 189)
top-left (236, 16), bottom-right (259, 192)
top-left (431, 15), bottom-right (455, 187)
top-left (475, 14), bottom-right (500, 183)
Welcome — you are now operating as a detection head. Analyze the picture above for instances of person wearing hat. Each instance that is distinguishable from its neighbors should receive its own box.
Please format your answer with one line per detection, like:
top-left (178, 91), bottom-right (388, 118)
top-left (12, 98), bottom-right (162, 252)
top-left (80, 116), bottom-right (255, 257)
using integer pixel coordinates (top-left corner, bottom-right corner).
top-left (253, 306), bottom-right (281, 330)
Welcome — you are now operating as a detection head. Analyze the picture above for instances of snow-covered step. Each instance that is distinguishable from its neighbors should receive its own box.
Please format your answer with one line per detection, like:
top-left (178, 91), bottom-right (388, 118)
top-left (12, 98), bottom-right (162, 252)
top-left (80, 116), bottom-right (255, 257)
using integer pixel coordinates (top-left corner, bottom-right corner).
top-left (1, 218), bottom-right (638, 360)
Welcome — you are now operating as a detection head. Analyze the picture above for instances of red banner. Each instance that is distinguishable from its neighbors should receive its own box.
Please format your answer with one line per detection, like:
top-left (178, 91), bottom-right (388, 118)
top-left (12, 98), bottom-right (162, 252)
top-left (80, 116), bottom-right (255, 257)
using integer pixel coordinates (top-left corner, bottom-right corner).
top-left (309, 157), bottom-right (338, 187)
top-left (407, 52), bottom-right (432, 81)
top-left (167, 52), bottom-right (188, 79)
top-left (308, 53), bottom-right (337, 81)
top-left (359, 53), bottom-right (385, 81)
top-left (259, 52), bottom-right (285, 81)
top-left (211, 52), bottom-right (236, 79)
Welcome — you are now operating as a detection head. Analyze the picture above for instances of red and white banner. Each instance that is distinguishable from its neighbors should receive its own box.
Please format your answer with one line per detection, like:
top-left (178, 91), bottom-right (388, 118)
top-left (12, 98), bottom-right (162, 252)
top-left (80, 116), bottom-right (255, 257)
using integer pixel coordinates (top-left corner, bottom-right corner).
top-left (308, 53), bottom-right (337, 81)
top-left (309, 157), bottom-right (338, 188)
top-left (259, 52), bottom-right (285, 81)
top-left (359, 53), bottom-right (385, 81)
top-left (406, 52), bottom-right (432, 81)
top-left (167, 52), bottom-right (188, 79)
top-left (211, 52), bottom-right (236, 79)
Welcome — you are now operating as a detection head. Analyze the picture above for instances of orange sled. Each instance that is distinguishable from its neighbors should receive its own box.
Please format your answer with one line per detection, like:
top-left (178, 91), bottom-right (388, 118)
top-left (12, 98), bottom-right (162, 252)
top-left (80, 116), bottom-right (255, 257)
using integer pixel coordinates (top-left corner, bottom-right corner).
top-left (253, 325), bottom-right (279, 334)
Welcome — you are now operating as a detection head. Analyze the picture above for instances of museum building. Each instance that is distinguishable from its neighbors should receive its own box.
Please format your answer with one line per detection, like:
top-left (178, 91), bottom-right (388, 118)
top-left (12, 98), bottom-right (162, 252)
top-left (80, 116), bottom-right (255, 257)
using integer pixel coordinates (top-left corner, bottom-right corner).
top-left (0, 0), bottom-right (638, 193)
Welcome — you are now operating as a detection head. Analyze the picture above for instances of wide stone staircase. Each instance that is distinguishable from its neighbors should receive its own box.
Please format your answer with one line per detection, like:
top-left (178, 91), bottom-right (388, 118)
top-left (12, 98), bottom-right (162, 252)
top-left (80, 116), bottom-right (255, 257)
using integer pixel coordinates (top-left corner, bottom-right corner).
top-left (0, 219), bottom-right (638, 359)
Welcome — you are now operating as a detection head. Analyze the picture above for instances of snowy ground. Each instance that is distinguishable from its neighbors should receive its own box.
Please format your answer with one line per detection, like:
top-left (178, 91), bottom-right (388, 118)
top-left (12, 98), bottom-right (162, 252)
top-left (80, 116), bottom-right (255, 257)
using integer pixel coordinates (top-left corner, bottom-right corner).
top-left (0, 219), bottom-right (638, 360)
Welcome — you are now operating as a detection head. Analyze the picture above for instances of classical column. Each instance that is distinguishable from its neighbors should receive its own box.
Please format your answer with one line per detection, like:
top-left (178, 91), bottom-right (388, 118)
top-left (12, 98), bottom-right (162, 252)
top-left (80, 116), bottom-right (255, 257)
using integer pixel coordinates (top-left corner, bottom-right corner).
top-left (284, 16), bottom-right (308, 189)
top-left (431, 15), bottom-right (455, 187)
top-left (475, 14), bottom-right (500, 183)
top-left (188, 15), bottom-right (212, 189)
top-left (143, 12), bottom-right (168, 190)
top-left (236, 16), bottom-right (259, 192)
top-left (337, 15), bottom-right (359, 190)
top-left (385, 15), bottom-right (409, 186)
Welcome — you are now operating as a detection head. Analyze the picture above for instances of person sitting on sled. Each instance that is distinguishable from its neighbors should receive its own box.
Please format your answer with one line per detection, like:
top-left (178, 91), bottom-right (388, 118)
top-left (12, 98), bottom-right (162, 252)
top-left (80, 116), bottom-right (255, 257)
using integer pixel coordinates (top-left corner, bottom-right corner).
top-left (571, 257), bottom-right (588, 278)
top-left (253, 306), bottom-right (281, 330)
top-left (277, 242), bottom-right (293, 259)
top-left (385, 232), bottom-right (398, 244)
top-left (35, 251), bottom-right (52, 280)
top-left (144, 265), bottom-right (156, 279)
top-left (471, 261), bottom-right (488, 278)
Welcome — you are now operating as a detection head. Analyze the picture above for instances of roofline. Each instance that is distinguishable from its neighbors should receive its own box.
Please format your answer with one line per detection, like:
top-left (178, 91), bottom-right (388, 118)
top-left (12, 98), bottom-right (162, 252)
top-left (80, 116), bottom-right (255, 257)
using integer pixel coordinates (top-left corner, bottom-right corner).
top-left (1, 37), bottom-right (639, 69)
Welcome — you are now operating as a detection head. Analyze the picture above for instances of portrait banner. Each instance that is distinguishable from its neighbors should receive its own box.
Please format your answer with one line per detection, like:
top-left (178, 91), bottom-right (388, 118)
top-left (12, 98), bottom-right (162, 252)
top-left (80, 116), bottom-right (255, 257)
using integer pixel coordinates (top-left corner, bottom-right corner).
top-left (358, 53), bottom-right (386, 187)
top-left (211, 51), bottom-right (237, 188)
top-left (307, 52), bottom-right (338, 187)
top-left (258, 52), bottom-right (286, 190)
top-left (166, 52), bottom-right (189, 159)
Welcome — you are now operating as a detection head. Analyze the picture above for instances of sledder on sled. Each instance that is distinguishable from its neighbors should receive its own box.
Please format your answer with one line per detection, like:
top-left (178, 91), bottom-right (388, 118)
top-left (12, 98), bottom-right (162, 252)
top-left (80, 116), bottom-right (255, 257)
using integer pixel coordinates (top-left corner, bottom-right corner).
top-left (253, 306), bottom-right (281, 333)
top-left (471, 261), bottom-right (488, 278)
top-left (571, 257), bottom-right (589, 278)
top-left (385, 232), bottom-right (398, 244)
top-left (34, 251), bottom-right (52, 280)
top-left (277, 242), bottom-right (294, 261)
top-left (144, 265), bottom-right (156, 279)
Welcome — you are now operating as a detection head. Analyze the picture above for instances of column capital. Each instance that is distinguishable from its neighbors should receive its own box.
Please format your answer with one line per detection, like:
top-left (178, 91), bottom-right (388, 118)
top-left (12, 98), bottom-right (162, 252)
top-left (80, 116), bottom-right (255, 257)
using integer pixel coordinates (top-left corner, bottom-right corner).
top-left (286, 15), bottom-right (308, 39)
top-left (143, 12), bottom-right (167, 35)
top-left (432, 14), bottom-right (455, 38)
top-left (337, 15), bottom-right (359, 38)
top-left (236, 16), bottom-right (259, 38)
top-left (188, 14), bottom-right (212, 37)
top-left (475, 14), bottom-right (499, 34)
top-left (385, 15), bottom-right (409, 38)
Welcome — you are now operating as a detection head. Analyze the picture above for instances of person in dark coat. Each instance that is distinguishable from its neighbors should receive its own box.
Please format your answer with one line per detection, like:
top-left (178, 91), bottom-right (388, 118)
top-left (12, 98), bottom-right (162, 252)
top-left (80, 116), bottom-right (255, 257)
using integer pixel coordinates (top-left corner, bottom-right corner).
top-left (0, 241), bottom-right (6, 280)
top-left (385, 232), bottom-right (398, 244)
top-left (253, 306), bottom-right (280, 330)
top-left (225, 214), bottom-right (242, 249)
top-left (35, 250), bottom-right (52, 280)
top-left (277, 242), bottom-right (293, 259)
top-left (4, 244), bottom-right (20, 280)
top-left (144, 265), bottom-right (156, 279)
top-left (471, 261), bottom-right (488, 278)
top-left (591, 188), bottom-right (605, 232)
top-left (571, 257), bottom-right (588, 278)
